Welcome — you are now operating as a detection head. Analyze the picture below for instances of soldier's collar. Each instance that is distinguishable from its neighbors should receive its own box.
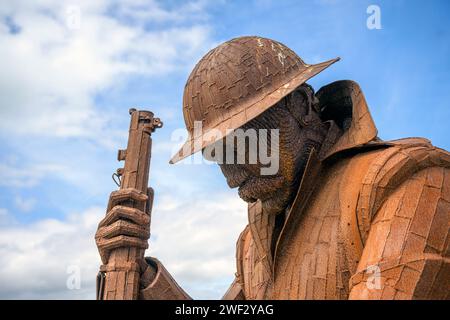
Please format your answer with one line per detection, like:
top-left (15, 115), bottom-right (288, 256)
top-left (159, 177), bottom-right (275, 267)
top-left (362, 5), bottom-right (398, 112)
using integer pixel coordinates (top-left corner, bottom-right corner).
top-left (316, 80), bottom-right (378, 160)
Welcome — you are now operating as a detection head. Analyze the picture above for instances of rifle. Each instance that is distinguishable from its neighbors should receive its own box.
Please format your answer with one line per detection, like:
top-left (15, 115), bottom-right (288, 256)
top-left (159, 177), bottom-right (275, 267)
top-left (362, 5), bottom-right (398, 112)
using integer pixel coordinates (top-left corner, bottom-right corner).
top-left (97, 108), bottom-right (163, 300)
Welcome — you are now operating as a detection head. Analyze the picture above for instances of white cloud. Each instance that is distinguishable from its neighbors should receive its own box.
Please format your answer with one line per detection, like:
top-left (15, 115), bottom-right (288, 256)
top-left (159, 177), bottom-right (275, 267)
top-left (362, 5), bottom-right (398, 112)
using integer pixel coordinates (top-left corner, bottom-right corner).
top-left (0, 162), bottom-right (66, 188)
top-left (150, 193), bottom-right (248, 298)
top-left (0, 193), bottom-right (248, 299)
top-left (0, 206), bottom-right (104, 299)
top-left (111, 0), bottom-right (212, 24)
top-left (0, 0), bottom-right (215, 141)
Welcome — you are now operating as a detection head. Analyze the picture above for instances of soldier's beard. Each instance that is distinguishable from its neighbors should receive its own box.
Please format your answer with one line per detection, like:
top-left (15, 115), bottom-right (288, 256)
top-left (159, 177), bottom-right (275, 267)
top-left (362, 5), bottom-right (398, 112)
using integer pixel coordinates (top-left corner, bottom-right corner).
top-left (240, 175), bottom-right (289, 215)
top-left (237, 175), bottom-right (284, 203)
top-left (220, 138), bottom-right (319, 216)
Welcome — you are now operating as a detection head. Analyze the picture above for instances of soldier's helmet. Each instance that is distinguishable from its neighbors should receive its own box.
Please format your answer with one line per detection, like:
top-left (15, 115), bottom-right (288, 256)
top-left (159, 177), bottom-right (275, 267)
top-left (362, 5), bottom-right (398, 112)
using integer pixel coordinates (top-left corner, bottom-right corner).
top-left (170, 36), bottom-right (339, 164)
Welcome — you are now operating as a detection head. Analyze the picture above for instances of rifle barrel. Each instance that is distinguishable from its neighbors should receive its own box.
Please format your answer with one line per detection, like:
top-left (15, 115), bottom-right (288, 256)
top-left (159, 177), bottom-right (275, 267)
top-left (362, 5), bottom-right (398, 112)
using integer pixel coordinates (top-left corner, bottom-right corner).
top-left (101, 108), bottom-right (162, 300)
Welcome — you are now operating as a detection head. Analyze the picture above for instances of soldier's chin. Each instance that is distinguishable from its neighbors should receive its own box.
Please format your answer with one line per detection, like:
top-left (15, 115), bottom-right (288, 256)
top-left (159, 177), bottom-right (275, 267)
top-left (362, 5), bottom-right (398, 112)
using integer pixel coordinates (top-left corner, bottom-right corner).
top-left (262, 192), bottom-right (289, 215)
top-left (238, 189), bottom-right (277, 202)
top-left (237, 175), bottom-right (284, 203)
top-left (238, 188), bottom-right (288, 215)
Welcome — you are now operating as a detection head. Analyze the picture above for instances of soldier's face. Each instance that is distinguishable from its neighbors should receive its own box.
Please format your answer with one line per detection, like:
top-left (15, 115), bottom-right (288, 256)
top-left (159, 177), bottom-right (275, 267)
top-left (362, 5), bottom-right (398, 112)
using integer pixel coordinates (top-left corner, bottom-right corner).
top-left (206, 94), bottom-right (315, 215)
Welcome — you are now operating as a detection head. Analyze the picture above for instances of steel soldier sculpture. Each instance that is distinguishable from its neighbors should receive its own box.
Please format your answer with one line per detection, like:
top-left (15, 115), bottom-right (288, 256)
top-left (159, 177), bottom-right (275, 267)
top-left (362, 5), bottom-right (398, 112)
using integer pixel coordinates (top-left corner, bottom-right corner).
top-left (95, 36), bottom-right (450, 300)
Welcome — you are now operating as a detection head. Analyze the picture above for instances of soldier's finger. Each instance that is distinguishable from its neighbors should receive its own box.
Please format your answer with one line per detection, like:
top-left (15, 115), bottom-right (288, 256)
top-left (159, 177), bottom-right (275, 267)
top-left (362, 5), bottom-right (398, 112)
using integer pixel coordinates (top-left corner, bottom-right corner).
top-left (99, 205), bottom-right (149, 228)
top-left (97, 235), bottom-right (149, 253)
top-left (96, 220), bottom-right (150, 240)
top-left (107, 188), bottom-right (148, 211)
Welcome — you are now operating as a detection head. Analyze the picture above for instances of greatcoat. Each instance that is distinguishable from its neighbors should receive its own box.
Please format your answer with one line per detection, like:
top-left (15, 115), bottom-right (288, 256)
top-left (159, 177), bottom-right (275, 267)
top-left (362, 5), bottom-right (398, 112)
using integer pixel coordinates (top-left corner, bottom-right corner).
top-left (140, 81), bottom-right (450, 300)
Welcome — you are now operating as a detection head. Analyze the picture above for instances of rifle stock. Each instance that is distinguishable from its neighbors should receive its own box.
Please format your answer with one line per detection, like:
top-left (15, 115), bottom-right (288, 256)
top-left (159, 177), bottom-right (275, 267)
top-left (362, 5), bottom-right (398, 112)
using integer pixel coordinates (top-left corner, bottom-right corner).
top-left (99, 108), bottom-right (162, 300)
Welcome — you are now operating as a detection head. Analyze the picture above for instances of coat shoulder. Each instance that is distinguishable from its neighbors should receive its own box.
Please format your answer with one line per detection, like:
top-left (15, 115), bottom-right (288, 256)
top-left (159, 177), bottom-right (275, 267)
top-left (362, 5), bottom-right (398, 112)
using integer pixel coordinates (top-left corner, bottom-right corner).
top-left (354, 137), bottom-right (450, 241)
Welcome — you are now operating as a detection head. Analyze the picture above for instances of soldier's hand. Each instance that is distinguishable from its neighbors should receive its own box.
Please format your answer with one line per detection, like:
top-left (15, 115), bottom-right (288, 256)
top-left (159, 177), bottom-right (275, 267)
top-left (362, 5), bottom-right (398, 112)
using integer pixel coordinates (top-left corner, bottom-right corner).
top-left (95, 187), bottom-right (154, 265)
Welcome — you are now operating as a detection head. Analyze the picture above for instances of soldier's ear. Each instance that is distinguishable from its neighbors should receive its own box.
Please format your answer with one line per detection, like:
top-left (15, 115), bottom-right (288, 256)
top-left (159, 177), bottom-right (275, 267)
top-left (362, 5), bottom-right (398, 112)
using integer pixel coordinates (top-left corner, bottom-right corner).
top-left (285, 90), bottom-right (307, 126)
top-left (285, 85), bottom-right (321, 127)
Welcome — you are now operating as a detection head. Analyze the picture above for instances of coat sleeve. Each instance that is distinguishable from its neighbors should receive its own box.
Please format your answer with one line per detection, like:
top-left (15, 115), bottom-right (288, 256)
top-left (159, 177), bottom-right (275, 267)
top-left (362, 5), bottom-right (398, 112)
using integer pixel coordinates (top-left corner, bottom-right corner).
top-left (220, 225), bottom-right (251, 300)
top-left (349, 166), bottom-right (450, 299)
top-left (222, 277), bottom-right (245, 300)
top-left (139, 257), bottom-right (191, 300)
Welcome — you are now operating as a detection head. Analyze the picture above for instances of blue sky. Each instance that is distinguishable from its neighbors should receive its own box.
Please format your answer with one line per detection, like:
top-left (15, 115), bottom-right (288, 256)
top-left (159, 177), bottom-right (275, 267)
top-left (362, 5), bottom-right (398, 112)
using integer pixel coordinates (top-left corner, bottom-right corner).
top-left (0, 0), bottom-right (449, 299)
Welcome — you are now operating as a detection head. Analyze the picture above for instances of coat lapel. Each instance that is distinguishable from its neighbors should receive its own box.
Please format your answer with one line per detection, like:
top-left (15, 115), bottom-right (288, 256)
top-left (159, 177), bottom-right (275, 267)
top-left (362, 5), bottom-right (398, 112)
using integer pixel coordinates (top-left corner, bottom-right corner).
top-left (245, 80), bottom-right (385, 295)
